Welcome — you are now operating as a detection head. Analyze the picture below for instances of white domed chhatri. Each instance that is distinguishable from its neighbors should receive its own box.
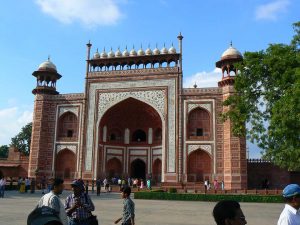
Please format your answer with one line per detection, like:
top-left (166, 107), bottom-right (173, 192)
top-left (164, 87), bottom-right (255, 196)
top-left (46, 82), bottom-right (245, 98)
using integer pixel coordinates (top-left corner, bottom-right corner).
top-left (161, 44), bottom-right (168, 54)
top-left (115, 48), bottom-right (122, 57)
top-left (221, 42), bottom-right (242, 59)
top-left (145, 47), bottom-right (152, 55)
top-left (138, 46), bottom-right (145, 56)
top-left (108, 48), bottom-right (115, 58)
top-left (100, 48), bottom-right (108, 58)
top-left (93, 49), bottom-right (100, 59)
top-left (130, 46), bottom-right (137, 56)
top-left (38, 57), bottom-right (57, 71)
top-left (168, 44), bottom-right (176, 54)
top-left (153, 46), bottom-right (160, 55)
top-left (123, 47), bottom-right (129, 57)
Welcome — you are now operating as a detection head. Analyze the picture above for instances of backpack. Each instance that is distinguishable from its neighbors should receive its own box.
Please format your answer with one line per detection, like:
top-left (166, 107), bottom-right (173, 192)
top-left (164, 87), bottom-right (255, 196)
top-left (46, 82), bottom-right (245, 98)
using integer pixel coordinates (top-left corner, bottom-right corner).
top-left (27, 206), bottom-right (61, 225)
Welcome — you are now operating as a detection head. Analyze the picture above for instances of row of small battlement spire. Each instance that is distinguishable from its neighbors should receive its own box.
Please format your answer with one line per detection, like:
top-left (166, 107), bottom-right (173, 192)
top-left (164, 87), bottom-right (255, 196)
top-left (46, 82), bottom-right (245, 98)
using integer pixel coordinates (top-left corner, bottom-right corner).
top-left (92, 44), bottom-right (178, 59)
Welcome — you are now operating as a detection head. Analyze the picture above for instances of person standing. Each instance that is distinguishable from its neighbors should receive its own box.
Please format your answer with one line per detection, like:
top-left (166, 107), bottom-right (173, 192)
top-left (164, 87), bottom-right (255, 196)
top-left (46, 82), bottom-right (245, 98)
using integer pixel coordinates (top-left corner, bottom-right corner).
top-left (0, 176), bottom-right (6, 198)
top-left (65, 180), bottom-right (95, 225)
top-left (36, 178), bottom-right (68, 225)
top-left (221, 180), bottom-right (224, 191)
top-left (96, 178), bottom-right (101, 196)
top-left (30, 178), bottom-right (36, 194)
top-left (25, 177), bottom-right (30, 193)
top-left (20, 177), bottom-right (26, 193)
top-left (213, 200), bottom-right (247, 225)
top-left (278, 184), bottom-right (300, 225)
top-left (146, 179), bottom-right (151, 190)
top-left (118, 178), bottom-right (122, 191)
top-left (85, 180), bottom-right (89, 195)
top-left (127, 177), bottom-right (131, 187)
top-left (103, 178), bottom-right (108, 192)
top-left (41, 176), bottom-right (47, 194)
top-left (91, 179), bottom-right (95, 194)
top-left (114, 186), bottom-right (135, 225)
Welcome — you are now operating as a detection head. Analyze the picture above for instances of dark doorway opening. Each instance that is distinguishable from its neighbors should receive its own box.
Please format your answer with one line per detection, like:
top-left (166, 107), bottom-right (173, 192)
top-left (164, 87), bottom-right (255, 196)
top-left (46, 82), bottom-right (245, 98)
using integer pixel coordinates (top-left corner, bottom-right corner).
top-left (131, 159), bottom-right (146, 180)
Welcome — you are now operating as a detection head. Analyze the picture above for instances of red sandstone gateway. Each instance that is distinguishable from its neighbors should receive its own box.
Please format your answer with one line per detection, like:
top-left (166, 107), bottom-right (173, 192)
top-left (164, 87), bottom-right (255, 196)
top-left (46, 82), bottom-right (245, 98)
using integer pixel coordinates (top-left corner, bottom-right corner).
top-left (20, 35), bottom-right (248, 189)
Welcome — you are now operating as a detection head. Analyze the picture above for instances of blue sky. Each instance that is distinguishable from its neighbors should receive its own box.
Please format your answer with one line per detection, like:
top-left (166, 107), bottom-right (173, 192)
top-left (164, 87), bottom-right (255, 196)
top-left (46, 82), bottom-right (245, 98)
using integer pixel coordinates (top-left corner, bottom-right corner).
top-left (0, 0), bottom-right (299, 158)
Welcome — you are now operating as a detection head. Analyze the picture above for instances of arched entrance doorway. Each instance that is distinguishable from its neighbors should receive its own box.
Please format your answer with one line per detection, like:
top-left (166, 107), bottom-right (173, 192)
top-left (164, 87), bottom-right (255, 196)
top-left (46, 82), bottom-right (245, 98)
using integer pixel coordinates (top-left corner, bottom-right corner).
top-left (106, 157), bottom-right (122, 178)
top-left (153, 158), bottom-right (162, 183)
top-left (99, 97), bottom-right (163, 179)
top-left (187, 149), bottom-right (212, 182)
top-left (130, 159), bottom-right (146, 180)
top-left (55, 149), bottom-right (76, 179)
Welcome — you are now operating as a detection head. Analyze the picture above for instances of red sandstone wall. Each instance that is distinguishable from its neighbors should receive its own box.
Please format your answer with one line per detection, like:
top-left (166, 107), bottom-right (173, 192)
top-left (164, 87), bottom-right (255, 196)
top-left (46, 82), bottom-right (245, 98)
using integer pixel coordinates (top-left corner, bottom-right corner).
top-left (247, 160), bottom-right (300, 189)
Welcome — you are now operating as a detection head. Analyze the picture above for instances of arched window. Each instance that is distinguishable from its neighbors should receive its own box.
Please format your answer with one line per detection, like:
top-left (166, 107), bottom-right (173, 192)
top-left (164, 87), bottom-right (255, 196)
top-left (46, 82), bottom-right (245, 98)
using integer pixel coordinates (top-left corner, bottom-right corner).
top-left (187, 108), bottom-right (211, 140)
top-left (132, 129), bottom-right (146, 142)
top-left (57, 112), bottom-right (78, 141)
top-left (108, 128), bottom-right (123, 142)
top-left (154, 128), bottom-right (162, 143)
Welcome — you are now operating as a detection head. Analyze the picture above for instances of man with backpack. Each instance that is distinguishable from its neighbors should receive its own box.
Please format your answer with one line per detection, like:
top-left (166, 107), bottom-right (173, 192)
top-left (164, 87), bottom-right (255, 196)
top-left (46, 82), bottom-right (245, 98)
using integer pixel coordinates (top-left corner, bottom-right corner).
top-left (28, 178), bottom-right (67, 225)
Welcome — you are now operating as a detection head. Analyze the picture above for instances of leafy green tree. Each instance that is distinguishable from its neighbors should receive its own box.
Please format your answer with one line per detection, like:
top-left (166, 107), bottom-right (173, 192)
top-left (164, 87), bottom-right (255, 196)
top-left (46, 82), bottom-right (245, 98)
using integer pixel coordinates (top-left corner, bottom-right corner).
top-left (0, 145), bottom-right (9, 158)
top-left (223, 22), bottom-right (300, 170)
top-left (10, 122), bottom-right (32, 156)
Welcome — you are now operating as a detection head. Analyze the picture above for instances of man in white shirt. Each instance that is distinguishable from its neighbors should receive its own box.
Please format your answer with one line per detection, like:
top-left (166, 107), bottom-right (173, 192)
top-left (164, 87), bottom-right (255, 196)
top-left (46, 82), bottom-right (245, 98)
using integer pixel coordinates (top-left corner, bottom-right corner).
top-left (278, 184), bottom-right (300, 225)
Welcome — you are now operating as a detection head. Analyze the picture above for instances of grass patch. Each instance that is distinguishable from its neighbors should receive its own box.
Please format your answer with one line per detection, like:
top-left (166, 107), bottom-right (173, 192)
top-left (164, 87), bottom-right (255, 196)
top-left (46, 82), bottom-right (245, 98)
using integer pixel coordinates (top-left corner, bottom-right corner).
top-left (134, 192), bottom-right (283, 203)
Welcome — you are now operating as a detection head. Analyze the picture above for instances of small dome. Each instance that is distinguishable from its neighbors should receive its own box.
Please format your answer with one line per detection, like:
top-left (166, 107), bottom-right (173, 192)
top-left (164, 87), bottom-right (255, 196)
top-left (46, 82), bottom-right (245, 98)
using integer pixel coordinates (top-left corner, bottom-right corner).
top-left (115, 48), bottom-right (122, 57)
top-left (153, 47), bottom-right (160, 55)
top-left (145, 47), bottom-right (152, 55)
top-left (168, 45), bottom-right (176, 54)
top-left (38, 57), bottom-right (57, 72)
top-left (100, 48), bottom-right (108, 58)
top-left (93, 49), bottom-right (100, 59)
top-left (123, 48), bottom-right (129, 57)
top-left (221, 43), bottom-right (242, 59)
top-left (108, 48), bottom-right (115, 58)
top-left (137, 47), bottom-right (145, 56)
top-left (161, 45), bottom-right (168, 54)
top-left (130, 47), bottom-right (137, 56)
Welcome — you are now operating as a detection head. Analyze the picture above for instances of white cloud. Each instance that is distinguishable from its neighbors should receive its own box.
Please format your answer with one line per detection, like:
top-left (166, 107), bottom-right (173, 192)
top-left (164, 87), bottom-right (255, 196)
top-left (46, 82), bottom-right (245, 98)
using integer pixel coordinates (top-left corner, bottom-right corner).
top-left (183, 68), bottom-right (221, 88)
top-left (35, 0), bottom-right (123, 27)
top-left (255, 0), bottom-right (290, 21)
top-left (0, 106), bottom-right (33, 146)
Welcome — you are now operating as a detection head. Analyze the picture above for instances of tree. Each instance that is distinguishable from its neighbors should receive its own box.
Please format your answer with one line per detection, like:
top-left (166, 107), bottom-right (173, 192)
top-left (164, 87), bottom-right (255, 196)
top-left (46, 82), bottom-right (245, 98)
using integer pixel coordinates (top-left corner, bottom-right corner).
top-left (0, 145), bottom-right (9, 158)
top-left (10, 122), bottom-right (32, 156)
top-left (223, 22), bottom-right (300, 171)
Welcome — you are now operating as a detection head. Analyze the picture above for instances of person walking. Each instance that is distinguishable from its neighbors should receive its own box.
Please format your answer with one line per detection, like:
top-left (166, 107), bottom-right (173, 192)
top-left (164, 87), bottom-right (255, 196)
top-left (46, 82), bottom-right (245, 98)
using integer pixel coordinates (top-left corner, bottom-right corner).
top-left (91, 180), bottom-right (95, 194)
top-left (278, 184), bottom-right (300, 225)
top-left (20, 177), bottom-right (26, 193)
top-left (114, 186), bottom-right (135, 225)
top-left (96, 178), bottom-right (101, 196)
top-left (85, 180), bottom-right (89, 195)
top-left (103, 178), bottom-right (108, 192)
top-left (65, 180), bottom-right (96, 225)
top-left (35, 178), bottom-right (68, 225)
top-left (213, 200), bottom-right (247, 225)
top-left (0, 176), bottom-right (6, 198)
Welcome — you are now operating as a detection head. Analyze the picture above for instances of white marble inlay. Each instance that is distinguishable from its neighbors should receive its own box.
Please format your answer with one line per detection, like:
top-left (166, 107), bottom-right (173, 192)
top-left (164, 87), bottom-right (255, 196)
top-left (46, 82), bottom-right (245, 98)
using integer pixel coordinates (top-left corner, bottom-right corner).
top-left (187, 144), bottom-right (212, 155)
top-left (85, 79), bottom-right (176, 174)
top-left (59, 106), bottom-right (79, 117)
top-left (188, 103), bottom-right (212, 113)
top-left (56, 144), bottom-right (77, 154)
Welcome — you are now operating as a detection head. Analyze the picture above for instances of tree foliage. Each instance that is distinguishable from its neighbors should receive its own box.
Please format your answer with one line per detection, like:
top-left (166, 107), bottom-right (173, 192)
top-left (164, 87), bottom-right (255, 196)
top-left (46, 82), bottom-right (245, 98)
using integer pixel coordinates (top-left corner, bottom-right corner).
top-left (10, 122), bottom-right (32, 156)
top-left (0, 145), bottom-right (9, 158)
top-left (223, 22), bottom-right (300, 171)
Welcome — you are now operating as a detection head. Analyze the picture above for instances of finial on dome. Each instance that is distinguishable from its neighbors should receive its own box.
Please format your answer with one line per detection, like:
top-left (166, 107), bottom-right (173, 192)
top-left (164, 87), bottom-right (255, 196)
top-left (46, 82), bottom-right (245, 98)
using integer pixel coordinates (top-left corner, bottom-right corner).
top-left (193, 82), bottom-right (197, 88)
top-left (48, 55), bottom-right (50, 61)
top-left (230, 41), bottom-right (232, 47)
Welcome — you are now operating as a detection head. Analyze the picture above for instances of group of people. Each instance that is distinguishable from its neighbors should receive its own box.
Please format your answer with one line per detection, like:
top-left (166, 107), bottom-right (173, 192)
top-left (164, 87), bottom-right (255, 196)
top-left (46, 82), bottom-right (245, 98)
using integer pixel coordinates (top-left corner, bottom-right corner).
top-left (18, 177), bottom-right (36, 193)
top-left (204, 179), bottom-right (225, 191)
top-left (28, 178), bottom-right (135, 225)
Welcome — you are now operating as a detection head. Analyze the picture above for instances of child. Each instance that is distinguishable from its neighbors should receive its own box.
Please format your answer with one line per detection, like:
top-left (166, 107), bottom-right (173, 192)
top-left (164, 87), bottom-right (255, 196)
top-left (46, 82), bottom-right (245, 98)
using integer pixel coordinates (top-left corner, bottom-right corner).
top-left (114, 186), bottom-right (135, 225)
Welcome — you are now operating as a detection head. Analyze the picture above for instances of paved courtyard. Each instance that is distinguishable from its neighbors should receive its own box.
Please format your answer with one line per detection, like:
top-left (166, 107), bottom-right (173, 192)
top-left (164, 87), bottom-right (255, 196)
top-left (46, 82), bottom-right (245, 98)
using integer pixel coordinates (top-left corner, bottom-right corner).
top-left (0, 190), bottom-right (283, 225)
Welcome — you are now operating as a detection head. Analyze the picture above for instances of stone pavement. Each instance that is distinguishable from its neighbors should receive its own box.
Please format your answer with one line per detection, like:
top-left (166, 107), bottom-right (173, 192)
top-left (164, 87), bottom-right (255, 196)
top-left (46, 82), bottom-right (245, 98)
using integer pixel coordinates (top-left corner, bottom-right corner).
top-left (0, 190), bottom-right (284, 225)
